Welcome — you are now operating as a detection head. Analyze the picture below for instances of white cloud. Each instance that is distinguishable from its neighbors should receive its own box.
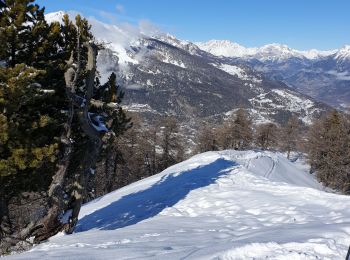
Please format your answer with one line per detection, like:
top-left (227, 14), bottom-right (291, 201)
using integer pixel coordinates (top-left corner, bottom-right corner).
top-left (139, 19), bottom-right (161, 37)
top-left (98, 10), bottom-right (118, 24)
top-left (116, 4), bottom-right (125, 14)
top-left (327, 70), bottom-right (350, 81)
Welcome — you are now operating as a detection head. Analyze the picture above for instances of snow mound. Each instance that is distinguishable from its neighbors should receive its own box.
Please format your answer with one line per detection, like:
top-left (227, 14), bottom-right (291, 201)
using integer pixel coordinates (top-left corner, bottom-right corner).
top-left (8, 150), bottom-right (350, 260)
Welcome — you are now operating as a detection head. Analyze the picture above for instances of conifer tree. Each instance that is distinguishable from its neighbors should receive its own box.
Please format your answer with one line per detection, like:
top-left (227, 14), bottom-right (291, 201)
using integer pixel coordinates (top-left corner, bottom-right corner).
top-left (280, 115), bottom-right (300, 159)
top-left (216, 122), bottom-right (233, 150)
top-left (0, 0), bottom-right (47, 67)
top-left (307, 110), bottom-right (350, 192)
top-left (158, 116), bottom-right (184, 171)
top-left (255, 123), bottom-right (278, 150)
top-left (0, 1), bottom-right (65, 183)
top-left (90, 73), bottom-right (131, 199)
top-left (231, 109), bottom-right (253, 150)
top-left (195, 123), bottom-right (218, 153)
top-left (216, 109), bottom-right (252, 150)
top-left (0, 65), bottom-right (58, 177)
top-left (0, 1), bottom-right (132, 251)
top-left (0, 1), bottom-right (70, 251)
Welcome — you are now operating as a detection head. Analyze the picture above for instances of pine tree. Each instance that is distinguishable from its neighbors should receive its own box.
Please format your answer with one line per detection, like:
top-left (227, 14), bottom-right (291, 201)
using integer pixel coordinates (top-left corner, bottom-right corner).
top-left (0, 3), bottom-right (76, 249)
top-left (0, 0), bottom-right (47, 67)
top-left (0, 1), bottom-right (133, 251)
top-left (0, 64), bottom-right (58, 177)
top-left (0, 0), bottom-right (68, 179)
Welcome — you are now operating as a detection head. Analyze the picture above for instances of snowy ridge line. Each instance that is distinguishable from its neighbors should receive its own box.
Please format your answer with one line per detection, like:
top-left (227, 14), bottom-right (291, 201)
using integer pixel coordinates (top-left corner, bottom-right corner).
top-left (196, 39), bottom-right (341, 60)
top-left (9, 150), bottom-right (350, 259)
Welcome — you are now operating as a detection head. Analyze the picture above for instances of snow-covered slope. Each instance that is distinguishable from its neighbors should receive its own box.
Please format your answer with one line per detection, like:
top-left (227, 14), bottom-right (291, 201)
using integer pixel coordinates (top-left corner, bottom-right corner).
top-left (197, 40), bottom-right (350, 108)
top-left (8, 150), bottom-right (350, 259)
top-left (334, 45), bottom-right (350, 62)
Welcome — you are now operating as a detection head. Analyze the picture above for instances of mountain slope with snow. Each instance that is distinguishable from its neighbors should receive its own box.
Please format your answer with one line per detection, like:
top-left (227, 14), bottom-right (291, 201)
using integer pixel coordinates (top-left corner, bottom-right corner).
top-left (197, 40), bottom-right (350, 108)
top-left (44, 12), bottom-right (328, 125)
top-left (8, 150), bottom-right (350, 259)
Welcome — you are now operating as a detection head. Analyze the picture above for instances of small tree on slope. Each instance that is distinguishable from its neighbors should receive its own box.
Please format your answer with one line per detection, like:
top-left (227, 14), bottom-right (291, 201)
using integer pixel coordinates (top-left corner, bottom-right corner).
top-left (255, 123), bottom-right (278, 150)
top-left (280, 115), bottom-right (301, 159)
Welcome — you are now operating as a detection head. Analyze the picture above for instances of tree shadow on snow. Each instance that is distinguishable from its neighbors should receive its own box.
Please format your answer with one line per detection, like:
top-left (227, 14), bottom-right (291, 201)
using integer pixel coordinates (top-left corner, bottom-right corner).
top-left (75, 158), bottom-right (236, 232)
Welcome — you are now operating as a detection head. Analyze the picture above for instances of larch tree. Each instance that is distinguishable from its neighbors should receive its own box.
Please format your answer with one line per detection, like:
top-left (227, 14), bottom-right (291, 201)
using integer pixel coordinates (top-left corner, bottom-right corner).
top-left (280, 115), bottom-right (301, 159)
top-left (195, 122), bottom-right (218, 153)
top-left (231, 109), bottom-right (253, 150)
top-left (158, 116), bottom-right (184, 171)
top-left (216, 109), bottom-right (253, 150)
top-left (255, 123), bottom-right (279, 150)
top-left (307, 110), bottom-right (350, 193)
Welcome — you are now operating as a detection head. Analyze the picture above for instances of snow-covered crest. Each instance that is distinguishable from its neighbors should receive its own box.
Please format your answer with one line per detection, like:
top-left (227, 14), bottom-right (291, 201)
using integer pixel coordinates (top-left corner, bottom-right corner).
top-left (10, 150), bottom-right (350, 259)
top-left (334, 45), bottom-right (350, 61)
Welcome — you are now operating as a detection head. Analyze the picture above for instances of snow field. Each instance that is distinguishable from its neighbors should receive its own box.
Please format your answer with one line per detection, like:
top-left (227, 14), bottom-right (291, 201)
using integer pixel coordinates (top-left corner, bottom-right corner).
top-left (7, 150), bottom-right (350, 259)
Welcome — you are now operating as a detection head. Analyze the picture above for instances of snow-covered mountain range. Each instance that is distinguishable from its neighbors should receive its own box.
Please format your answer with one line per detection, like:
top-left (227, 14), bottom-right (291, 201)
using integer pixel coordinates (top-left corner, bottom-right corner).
top-left (8, 150), bottom-right (350, 259)
top-left (45, 11), bottom-right (330, 126)
top-left (196, 40), bottom-right (338, 60)
top-left (197, 40), bottom-right (350, 108)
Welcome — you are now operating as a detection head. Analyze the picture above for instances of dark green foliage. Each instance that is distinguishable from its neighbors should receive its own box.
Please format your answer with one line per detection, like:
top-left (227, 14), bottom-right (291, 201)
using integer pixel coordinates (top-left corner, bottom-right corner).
top-left (0, 0), bottom-right (132, 248)
top-left (0, 0), bottom-right (69, 192)
top-left (0, 3), bottom-right (74, 248)
top-left (103, 72), bottom-right (131, 136)
top-left (0, 65), bottom-right (58, 177)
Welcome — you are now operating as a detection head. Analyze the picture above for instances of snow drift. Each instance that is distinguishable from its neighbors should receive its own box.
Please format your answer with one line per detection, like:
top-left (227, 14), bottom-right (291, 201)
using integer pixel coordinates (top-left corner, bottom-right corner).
top-left (7, 150), bottom-right (350, 259)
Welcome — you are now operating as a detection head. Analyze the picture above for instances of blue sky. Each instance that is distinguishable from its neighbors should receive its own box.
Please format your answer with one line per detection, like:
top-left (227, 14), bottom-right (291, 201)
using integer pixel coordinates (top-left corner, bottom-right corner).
top-left (36, 0), bottom-right (350, 50)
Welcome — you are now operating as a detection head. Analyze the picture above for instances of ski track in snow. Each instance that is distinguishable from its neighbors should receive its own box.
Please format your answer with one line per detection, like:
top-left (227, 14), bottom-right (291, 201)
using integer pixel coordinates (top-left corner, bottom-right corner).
top-left (6, 150), bottom-right (350, 260)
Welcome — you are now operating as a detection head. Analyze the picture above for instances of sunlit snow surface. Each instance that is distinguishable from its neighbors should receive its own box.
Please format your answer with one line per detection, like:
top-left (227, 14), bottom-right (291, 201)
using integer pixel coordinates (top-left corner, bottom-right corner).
top-left (8, 151), bottom-right (350, 259)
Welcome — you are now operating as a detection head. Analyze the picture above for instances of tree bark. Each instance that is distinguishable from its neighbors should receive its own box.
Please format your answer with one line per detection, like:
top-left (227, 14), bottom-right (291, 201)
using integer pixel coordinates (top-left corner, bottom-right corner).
top-left (65, 42), bottom-right (103, 233)
top-left (33, 42), bottom-right (103, 240)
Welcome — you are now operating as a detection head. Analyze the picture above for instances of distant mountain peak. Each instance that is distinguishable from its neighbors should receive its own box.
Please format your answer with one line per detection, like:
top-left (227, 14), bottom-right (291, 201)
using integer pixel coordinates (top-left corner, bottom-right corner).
top-left (197, 39), bottom-right (339, 61)
top-left (195, 40), bottom-right (256, 57)
top-left (44, 10), bottom-right (71, 25)
top-left (335, 45), bottom-right (350, 61)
